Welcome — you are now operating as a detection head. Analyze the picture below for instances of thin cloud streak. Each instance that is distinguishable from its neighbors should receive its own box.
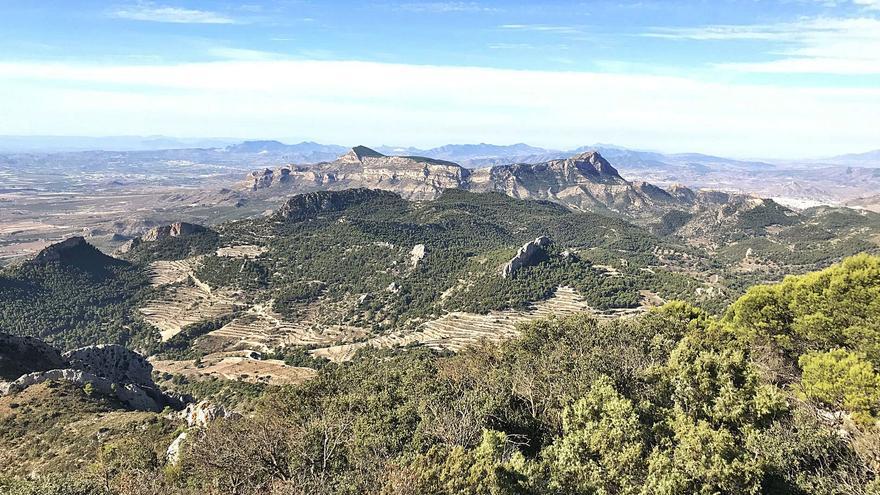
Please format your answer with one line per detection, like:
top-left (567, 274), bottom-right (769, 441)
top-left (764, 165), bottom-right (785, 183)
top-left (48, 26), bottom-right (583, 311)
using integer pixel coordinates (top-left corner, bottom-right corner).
top-left (111, 3), bottom-right (236, 24)
top-left (646, 17), bottom-right (880, 74)
top-left (395, 2), bottom-right (497, 13)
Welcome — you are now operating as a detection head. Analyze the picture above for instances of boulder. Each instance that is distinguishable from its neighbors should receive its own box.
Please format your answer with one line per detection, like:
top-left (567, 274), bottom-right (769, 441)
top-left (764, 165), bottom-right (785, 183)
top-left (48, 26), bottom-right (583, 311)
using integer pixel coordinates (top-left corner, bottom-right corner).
top-left (166, 431), bottom-right (188, 464)
top-left (181, 400), bottom-right (236, 428)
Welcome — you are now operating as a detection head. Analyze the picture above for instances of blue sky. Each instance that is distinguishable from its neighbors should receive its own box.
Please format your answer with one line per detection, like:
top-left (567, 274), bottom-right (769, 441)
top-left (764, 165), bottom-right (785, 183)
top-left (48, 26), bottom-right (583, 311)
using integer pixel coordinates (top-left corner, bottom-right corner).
top-left (0, 1), bottom-right (878, 158)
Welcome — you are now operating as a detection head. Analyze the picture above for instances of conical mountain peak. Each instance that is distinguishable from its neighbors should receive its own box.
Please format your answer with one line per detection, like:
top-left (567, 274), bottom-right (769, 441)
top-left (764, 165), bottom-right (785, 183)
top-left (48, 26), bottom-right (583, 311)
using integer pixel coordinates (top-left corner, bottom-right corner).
top-left (340, 145), bottom-right (385, 162)
top-left (568, 150), bottom-right (621, 178)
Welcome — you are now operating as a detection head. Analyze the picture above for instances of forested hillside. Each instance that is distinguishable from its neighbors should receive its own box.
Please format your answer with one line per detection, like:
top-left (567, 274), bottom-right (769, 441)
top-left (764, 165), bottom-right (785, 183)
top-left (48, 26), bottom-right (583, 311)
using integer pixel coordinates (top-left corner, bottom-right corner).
top-left (2, 255), bottom-right (878, 494)
top-left (2, 189), bottom-right (877, 359)
top-left (0, 237), bottom-right (157, 350)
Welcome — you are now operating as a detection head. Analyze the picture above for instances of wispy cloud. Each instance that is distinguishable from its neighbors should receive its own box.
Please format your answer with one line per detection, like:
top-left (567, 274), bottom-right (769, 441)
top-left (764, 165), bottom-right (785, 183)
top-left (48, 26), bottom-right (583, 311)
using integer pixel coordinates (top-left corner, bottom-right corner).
top-left (854, 0), bottom-right (880, 9)
top-left (206, 47), bottom-right (279, 61)
top-left (395, 2), bottom-right (496, 13)
top-left (487, 42), bottom-right (537, 50)
top-left (111, 2), bottom-right (235, 24)
top-left (499, 24), bottom-right (581, 34)
top-left (646, 17), bottom-right (880, 74)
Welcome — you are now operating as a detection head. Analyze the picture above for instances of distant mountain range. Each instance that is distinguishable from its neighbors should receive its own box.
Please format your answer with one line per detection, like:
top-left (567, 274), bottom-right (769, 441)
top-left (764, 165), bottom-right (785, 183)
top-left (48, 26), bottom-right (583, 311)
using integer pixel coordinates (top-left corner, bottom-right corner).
top-left (240, 145), bottom-right (789, 239)
top-left (3, 137), bottom-right (880, 208)
top-left (2, 135), bottom-right (877, 167)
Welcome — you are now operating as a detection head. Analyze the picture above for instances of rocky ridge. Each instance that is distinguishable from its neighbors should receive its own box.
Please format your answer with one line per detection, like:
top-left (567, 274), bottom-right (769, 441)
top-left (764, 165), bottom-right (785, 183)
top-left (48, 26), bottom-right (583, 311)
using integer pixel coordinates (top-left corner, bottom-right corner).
top-left (241, 147), bottom-right (782, 231)
top-left (0, 333), bottom-right (188, 412)
top-left (246, 146), bottom-right (469, 200)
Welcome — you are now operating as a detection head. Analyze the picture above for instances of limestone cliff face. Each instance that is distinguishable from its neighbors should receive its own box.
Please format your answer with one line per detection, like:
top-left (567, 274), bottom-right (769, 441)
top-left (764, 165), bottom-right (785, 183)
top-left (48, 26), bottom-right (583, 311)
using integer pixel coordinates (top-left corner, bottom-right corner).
top-left (246, 146), bottom-right (469, 200)
top-left (502, 236), bottom-right (552, 278)
top-left (243, 148), bottom-right (682, 215)
top-left (472, 152), bottom-right (678, 216)
top-left (241, 148), bottom-right (780, 232)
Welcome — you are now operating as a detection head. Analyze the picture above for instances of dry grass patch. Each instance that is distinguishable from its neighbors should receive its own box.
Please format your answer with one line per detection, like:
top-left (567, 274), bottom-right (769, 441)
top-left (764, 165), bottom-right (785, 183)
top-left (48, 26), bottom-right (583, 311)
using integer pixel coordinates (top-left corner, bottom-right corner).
top-left (151, 352), bottom-right (316, 385)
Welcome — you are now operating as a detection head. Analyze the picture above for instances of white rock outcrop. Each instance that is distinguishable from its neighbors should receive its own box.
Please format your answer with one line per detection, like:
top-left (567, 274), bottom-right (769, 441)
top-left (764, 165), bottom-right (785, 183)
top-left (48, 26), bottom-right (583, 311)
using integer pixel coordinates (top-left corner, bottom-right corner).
top-left (501, 236), bottom-right (552, 278)
top-left (2, 368), bottom-right (167, 411)
top-left (1, 339), bottom-right (189, 413)
top-left (410, 244), bottom-right (426, 267)
top-left (180, 400), bottom-right (236, 428)
top-left (141, 222), bottom-right (207, 242)
top-left (166, 431), bottom-right (188, 464)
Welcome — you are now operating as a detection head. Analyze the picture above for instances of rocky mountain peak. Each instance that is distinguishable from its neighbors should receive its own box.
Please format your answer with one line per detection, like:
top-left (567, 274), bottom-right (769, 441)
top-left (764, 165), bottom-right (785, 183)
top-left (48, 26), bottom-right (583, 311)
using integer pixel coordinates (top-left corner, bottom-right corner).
top-left (568, 150), bottom-right (622, 178)
top-left (29, 236), bottom-right (120, 268)
top-left (340, 145), bottom-right (385, 163)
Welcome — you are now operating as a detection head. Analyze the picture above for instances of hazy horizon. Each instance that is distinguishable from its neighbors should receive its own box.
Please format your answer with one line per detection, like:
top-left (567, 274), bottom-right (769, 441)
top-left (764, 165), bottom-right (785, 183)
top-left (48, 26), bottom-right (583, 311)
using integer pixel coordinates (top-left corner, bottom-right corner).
top-left (1, 133), bottom-right (878, 162)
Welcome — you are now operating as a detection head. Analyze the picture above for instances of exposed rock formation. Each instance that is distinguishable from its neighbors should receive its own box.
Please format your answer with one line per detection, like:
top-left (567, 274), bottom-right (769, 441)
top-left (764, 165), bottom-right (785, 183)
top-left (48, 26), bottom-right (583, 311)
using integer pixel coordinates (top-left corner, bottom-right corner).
top-left (0, 333), bottom-right (66, 380)
top-left (245, 146), bottom-right (469, 200)
top-left (119, 221), bottom-right (213, 255)
top-left (241, 148), bottom-right (795, 239)
top-left (470, 151), bottom-right (679, 215)
top-left (64, 344), bottom-right (154, 388)
top-left (1, 368), bottom-right (179, 412)
top-left (180, 400), bottom-right (236, 428)
top-left (246, 167), bottom-right (292, 190)
top-left (242, 149), bottom-right (686, 218)
top-left (502, 236), bottom-right (552, 278)
top-left (0, 334), bottom-right (188, 412)
top-left (167, 400), bottom-right (239, 464)
top-left (141, 222), bottom-right (207, 242)
top-left (410, 244), bottom-right (426, 267)
top-left (166, 431), bottom-right (188, 464)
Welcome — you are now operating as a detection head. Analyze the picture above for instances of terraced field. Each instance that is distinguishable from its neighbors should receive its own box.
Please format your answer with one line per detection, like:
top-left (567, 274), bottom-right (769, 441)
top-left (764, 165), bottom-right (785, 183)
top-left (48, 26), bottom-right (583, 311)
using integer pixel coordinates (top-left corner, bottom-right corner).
top-left (312, 286), bottom-right (636, 362)
top-left (147, 257), bottom-right (204, 286)
top-left (205, 303), bottom-right (367, 351)
top-left (139, 284), bottom-right (238, 341)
